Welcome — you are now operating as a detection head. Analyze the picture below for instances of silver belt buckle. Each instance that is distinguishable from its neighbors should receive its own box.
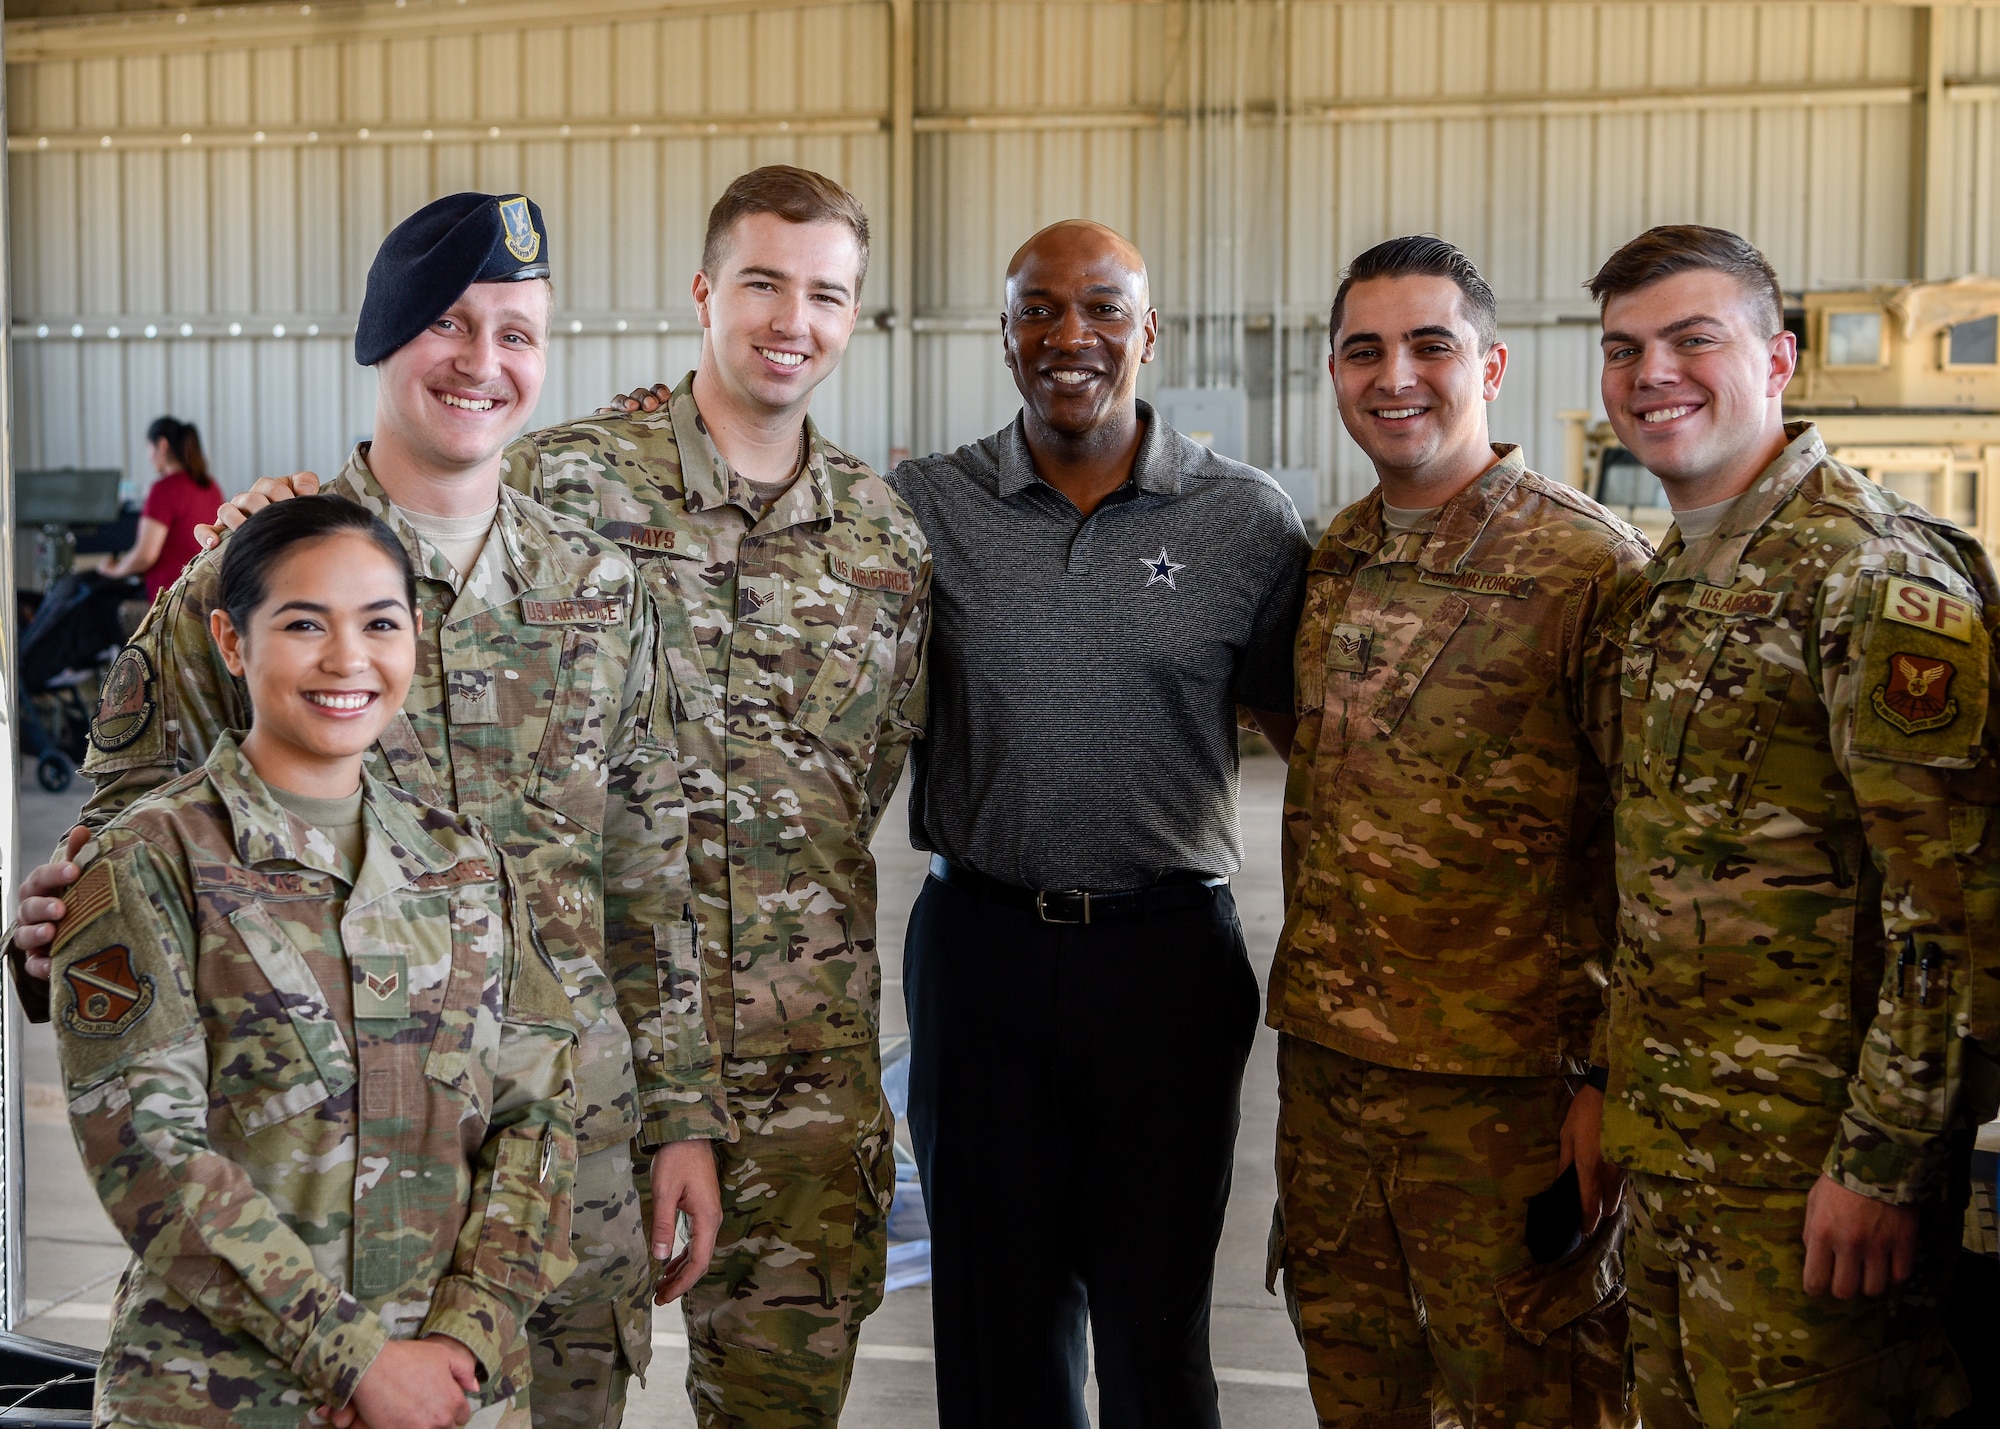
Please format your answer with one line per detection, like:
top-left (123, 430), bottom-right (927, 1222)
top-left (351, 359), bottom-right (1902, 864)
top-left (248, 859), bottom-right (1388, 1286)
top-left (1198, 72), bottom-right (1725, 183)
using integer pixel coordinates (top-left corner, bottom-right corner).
top-left (1035, 889), bottom-right (1091, 925)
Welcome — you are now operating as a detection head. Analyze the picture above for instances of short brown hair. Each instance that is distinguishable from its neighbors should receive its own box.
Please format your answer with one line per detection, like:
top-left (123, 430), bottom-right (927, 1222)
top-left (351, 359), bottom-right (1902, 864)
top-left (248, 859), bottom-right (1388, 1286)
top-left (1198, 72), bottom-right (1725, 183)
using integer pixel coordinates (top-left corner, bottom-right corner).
top-left (1587, 225), bottom-right (1783, 338)
top-left (702, 165), bottom-right (870, 292)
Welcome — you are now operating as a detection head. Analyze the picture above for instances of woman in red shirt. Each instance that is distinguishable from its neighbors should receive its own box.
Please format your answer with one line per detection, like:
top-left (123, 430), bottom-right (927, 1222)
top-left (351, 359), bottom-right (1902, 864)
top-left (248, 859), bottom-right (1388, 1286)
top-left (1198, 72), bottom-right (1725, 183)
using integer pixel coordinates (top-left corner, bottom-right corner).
top-left (103, 416), bottom-right (225, 602)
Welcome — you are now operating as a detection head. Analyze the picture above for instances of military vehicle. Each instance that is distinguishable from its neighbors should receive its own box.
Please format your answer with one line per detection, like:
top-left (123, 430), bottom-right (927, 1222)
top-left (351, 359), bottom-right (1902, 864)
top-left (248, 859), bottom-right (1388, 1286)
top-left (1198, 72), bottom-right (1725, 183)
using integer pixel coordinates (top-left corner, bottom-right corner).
top-left (1562, 275), bottom-right (2000, 559)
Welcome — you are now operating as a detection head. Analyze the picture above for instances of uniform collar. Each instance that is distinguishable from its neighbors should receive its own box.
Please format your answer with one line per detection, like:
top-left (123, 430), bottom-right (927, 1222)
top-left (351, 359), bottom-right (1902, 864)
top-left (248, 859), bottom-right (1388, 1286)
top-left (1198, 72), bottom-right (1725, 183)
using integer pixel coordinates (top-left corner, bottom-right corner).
top-left (992, 400), bottom-right (1184, 500)
top-left (202, 732), bottom-right (457, 891)
top-left (665, 371), bottom-right (837, 534)
top-left (1649, 422), bottom-right (1824, 589)
top-left (1325, 445), bottom-right (1528, 572)
top-left (333, 444), bottom-right (572, 612)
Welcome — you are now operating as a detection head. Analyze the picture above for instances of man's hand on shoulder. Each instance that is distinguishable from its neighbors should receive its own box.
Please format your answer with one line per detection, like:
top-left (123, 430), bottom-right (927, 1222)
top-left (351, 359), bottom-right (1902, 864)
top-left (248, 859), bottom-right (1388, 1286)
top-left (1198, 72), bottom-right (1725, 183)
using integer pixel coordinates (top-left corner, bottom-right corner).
top-left (596, 383), bottom-right (674, 417)
top-left (1802, 1173), bottom-right (1919, 1299)
top-left (12, 826), bottom-right (90, 984)
top-left (193, 471), bottom-right (323, 550)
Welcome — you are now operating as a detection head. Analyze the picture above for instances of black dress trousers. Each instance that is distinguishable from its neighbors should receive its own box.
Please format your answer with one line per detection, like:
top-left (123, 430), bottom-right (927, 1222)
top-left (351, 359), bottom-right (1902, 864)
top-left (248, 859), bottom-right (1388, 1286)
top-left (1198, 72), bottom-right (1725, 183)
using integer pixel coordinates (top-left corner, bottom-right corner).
top-left (903, 870), bottom-right (1263, 1429)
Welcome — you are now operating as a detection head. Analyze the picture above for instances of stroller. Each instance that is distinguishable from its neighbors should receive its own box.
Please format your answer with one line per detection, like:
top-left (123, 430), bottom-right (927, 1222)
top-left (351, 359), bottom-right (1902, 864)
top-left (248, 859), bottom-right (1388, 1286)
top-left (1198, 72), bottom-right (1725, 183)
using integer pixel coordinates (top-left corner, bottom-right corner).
top-left (17, 570), bottom-right (140, 792)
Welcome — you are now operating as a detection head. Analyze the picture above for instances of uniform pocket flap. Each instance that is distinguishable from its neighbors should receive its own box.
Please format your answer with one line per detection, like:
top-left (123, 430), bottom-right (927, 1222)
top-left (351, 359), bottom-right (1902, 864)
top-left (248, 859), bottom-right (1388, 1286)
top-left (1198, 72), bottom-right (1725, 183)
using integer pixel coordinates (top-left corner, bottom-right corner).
top-left (1493, 1194), bottom-right (1627, 1346)
top-left (226, 903), bottom-right (357, 1115)
top-left (1730, 1323), bottom-right (1966, 1428)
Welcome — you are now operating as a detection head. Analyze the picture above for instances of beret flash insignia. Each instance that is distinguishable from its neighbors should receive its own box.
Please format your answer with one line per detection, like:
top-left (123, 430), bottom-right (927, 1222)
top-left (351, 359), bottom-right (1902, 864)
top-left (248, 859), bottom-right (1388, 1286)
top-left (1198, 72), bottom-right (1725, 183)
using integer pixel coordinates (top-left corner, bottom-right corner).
top-left (1871, 653), bottom-right (1960, 735)
top-left (62, 945), bottom-right (155, 1037)
top-left (89, 647), bottom-right (156, 752)
top-left (500, 196), bottom-right (540, 265)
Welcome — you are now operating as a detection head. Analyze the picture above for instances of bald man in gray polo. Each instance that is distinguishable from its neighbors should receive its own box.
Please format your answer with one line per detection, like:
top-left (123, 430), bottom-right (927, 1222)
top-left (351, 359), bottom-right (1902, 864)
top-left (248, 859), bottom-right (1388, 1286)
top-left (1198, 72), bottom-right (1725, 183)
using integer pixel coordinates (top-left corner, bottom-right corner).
top-left (892, 221), bottom-right (1310, 1429)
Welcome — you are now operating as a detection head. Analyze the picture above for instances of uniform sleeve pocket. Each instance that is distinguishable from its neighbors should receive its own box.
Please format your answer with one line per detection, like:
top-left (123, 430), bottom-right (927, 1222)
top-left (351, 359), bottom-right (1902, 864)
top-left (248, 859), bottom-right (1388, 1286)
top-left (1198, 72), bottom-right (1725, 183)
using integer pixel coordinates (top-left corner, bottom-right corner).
top-left (656, 918), bottom-right (712, 1070)
top-left (471, 1124), bottom-right (576, 1294)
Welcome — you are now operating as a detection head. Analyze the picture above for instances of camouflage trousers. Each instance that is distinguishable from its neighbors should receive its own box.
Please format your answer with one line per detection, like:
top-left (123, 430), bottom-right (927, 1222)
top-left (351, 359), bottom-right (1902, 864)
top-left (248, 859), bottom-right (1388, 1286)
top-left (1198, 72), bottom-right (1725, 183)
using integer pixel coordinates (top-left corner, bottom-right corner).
top-left (1271, 1037), bottom-right (1633, 1428)
top-left (678, 1043), bottom-right (894, 1429)
top-left (1627, 1172), bottom-right (1970, 1429)
top-left (528, 1141), bottom-right (655, 1428)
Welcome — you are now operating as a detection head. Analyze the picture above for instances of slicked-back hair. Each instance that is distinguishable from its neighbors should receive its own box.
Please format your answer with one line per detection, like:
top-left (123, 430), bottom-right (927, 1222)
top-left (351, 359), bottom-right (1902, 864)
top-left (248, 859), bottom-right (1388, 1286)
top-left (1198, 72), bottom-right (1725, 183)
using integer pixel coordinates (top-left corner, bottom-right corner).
top-left (219, 495), bottom-right (416, 638)
top-left (1329, 236), bottom-right (1499, 354)
top-left (701, 165), bottom-right (871, 294)
top-left (1587, 225), bottom-right (1784, 339)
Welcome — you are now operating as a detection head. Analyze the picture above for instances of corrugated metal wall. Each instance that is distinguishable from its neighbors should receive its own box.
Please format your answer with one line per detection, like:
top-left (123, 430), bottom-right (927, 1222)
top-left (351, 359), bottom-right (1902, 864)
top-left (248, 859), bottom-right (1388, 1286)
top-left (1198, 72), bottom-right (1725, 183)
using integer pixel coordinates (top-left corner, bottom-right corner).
top-left (8, 0), bottom-right (2000, 516)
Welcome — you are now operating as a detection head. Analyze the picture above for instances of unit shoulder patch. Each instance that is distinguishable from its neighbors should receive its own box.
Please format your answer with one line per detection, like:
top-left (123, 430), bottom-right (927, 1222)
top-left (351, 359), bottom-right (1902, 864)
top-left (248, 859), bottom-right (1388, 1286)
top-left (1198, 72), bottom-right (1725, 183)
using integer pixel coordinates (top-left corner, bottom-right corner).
top-left (61, 944), bottom-right (155, 1038)
top-left (1854, 573), bottom-right (1990, 765)
top-left (89, 647), bottom-right (156, 752)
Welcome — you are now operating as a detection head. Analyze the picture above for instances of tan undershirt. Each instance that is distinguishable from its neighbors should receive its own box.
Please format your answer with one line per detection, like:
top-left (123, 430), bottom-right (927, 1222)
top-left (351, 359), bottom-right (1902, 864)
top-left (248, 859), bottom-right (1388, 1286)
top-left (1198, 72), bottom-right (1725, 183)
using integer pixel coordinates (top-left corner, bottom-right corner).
top-left (1668, 495), bottom-right (1738, 543)
top-left (268, 784), bottom-right (366, 883)
top-left (395, 502), bottom-right (499, 582)
top-left (1382, 500), bottom-right (1443, 535)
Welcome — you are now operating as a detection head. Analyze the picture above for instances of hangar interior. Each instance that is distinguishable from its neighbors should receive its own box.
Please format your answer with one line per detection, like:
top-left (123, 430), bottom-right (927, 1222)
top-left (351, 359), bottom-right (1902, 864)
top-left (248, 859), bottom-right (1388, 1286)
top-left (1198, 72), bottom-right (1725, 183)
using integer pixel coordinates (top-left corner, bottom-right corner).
top-left (7, 0), bottom-right (2000, 525)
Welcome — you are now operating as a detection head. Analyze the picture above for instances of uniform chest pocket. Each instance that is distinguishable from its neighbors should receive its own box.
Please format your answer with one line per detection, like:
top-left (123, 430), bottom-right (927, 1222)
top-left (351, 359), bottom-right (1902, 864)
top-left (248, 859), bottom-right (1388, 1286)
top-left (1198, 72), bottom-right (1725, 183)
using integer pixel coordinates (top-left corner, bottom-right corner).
top-left (421, 895), bottom-right (504, 1104)
top-left (526, 626), bottom-right (616, 834)
top-left (1646, 614), bottom-right (1797, 819)
top-left (213, 903), bottom-right (356, 1134)
top-left (1375, 597), bottom-right (1553, 785)
top-left (797, 592), bottom-right (900, 766)
top-left (1293, 571), bottom-right (1350, 715)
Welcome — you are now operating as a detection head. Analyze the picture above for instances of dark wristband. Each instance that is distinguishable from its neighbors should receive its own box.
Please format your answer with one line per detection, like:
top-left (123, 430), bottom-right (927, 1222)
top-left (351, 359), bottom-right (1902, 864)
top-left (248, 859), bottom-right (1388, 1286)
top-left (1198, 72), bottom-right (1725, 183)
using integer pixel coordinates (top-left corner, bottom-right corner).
top-left (1583, 1064), bottom-right (1609, 1092)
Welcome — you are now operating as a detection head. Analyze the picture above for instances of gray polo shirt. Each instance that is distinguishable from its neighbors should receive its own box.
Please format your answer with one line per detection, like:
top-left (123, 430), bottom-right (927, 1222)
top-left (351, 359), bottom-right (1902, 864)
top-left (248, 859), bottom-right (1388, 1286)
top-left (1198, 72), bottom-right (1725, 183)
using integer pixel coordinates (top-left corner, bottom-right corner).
top-left (889, 403), bottom-right (1311, 891)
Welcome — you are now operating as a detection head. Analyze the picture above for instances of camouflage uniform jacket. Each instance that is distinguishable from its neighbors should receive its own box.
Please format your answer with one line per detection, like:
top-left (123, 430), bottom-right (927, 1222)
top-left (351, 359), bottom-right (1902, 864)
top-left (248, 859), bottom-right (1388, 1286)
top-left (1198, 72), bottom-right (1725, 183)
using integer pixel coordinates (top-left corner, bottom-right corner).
top-left (1274, 446), bottom-right (1650, 1076)
top-left (502, 373), bottom-right (929, 1101)
top-left (75, 448), bottom-right (701, 1154)
top-left (53, 734), bottom-right (578, 1427)
top-left (1606, 423), bottom-right (2000, 1204)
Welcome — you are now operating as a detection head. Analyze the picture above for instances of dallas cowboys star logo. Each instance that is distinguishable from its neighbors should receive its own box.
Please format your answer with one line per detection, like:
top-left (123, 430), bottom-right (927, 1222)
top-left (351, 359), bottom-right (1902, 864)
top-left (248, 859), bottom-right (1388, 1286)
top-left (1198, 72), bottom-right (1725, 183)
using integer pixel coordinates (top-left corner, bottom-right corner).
top-left (1139, 546), bottom-right (1185, 589)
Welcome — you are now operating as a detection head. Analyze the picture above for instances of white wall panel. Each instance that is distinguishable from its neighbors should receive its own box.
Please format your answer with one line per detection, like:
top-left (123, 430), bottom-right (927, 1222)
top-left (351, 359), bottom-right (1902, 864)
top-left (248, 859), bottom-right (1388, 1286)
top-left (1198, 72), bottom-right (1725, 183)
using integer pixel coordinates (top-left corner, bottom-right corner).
top-left (8, 0), bottom-right (2000, 516)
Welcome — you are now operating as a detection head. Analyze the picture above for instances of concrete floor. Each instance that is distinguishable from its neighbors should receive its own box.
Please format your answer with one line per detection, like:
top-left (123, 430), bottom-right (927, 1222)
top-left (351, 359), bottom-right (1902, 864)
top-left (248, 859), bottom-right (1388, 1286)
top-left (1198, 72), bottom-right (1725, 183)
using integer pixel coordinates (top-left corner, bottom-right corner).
top-left (11, 753), bottom-right (1314, 1427)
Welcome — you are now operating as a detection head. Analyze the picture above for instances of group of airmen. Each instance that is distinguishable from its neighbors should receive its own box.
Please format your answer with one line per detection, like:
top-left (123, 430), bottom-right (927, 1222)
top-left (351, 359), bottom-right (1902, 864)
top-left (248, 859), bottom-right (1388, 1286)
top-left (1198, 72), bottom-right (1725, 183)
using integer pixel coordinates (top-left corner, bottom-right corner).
top-left (0, 159), bottom-right (1993, 1429)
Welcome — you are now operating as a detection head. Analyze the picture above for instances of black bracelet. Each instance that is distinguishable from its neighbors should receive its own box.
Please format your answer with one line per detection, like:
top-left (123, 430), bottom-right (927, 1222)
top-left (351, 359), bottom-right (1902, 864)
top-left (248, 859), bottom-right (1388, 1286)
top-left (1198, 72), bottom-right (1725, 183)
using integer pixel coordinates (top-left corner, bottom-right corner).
top-left (1583, 1064), bottom-right (1609, 1092)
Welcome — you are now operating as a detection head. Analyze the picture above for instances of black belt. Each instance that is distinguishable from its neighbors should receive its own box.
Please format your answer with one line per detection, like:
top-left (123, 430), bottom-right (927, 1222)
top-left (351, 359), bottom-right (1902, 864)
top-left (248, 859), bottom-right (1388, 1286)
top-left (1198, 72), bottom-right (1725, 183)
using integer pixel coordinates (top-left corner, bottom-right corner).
top-left (927, 854), bottom-right (1227, 926)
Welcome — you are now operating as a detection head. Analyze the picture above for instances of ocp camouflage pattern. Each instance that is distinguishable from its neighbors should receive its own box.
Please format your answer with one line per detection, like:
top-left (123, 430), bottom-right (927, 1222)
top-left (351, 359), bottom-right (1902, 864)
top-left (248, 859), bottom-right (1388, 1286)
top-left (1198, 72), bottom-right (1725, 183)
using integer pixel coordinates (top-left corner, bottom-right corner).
top-left (79, 448), bottom-right (699, 1159)
top-left (1605, 424), bottom-right (2000, 1204)
top-left (1276, 446), bottom-right (1650, 1075)
top-left (501, 373), bottom-right (931, 1095)
top-left (52, 734), bottom-right (578, 1427)
top-left (680, 1045), bottom-right (893, 1429)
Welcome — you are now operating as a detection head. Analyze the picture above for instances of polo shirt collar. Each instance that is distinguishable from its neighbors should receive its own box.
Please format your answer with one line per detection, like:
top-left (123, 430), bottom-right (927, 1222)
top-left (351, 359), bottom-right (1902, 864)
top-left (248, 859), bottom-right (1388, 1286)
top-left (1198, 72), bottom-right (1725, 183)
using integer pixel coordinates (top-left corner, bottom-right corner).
top-left (993, 400), bottom-right (1184, 500)
top-left (1650, 421), bottom-right (1824, 588)
top-left (666, 370), bottom-right (836, 534)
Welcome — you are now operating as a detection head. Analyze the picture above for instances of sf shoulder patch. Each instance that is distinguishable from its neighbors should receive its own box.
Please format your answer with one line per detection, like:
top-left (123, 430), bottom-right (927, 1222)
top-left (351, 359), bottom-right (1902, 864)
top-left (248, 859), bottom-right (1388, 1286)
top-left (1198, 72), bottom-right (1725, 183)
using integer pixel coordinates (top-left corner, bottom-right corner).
top-left (62, 944), bottom-right (155, 1038)
top-left (89, 648), bottom-right (156, 752)
top-left (1855, 575), bottom-right (1990, 765)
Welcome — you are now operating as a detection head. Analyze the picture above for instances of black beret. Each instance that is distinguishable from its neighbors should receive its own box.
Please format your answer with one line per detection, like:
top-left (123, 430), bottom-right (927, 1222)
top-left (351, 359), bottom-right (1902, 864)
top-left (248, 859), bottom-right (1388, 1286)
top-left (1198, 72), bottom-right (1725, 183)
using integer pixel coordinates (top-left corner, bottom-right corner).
top-left (355, 192), bottom-right (551, 367)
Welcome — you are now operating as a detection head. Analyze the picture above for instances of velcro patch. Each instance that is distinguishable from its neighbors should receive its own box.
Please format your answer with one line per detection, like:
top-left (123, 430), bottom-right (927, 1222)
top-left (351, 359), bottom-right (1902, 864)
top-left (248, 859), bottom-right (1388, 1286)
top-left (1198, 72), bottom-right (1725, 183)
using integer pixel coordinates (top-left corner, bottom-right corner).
top-left (520, 597), bottom-right (624, 626)
top-left (1871, 653), bottom-right (1960, 735)
top-left (1326, 623), bottom-right (1371, 672)
top-left (411, 859), bottom-right (496, 891)
top-left (51, 862), bottom-right (119, 955)
top-left (1687, 584), bottom-right (1780, 619)
top-left (599, 522), bottom-right (677, 553)
top-left (62, 944), bottom-right (155, 1038)
top-left (1882, 577), bottom-right (1976, 644)
top-left (353, 955), bottom-right (409, 1020)
top-left (829, 556), bottom-right (914, 595)
top-left (1417, 569), bottom-right (1535, 599)
top-left (194, 864), bottom-right (335, 899)
top-left (89, 647), bottom-right (156, 752)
